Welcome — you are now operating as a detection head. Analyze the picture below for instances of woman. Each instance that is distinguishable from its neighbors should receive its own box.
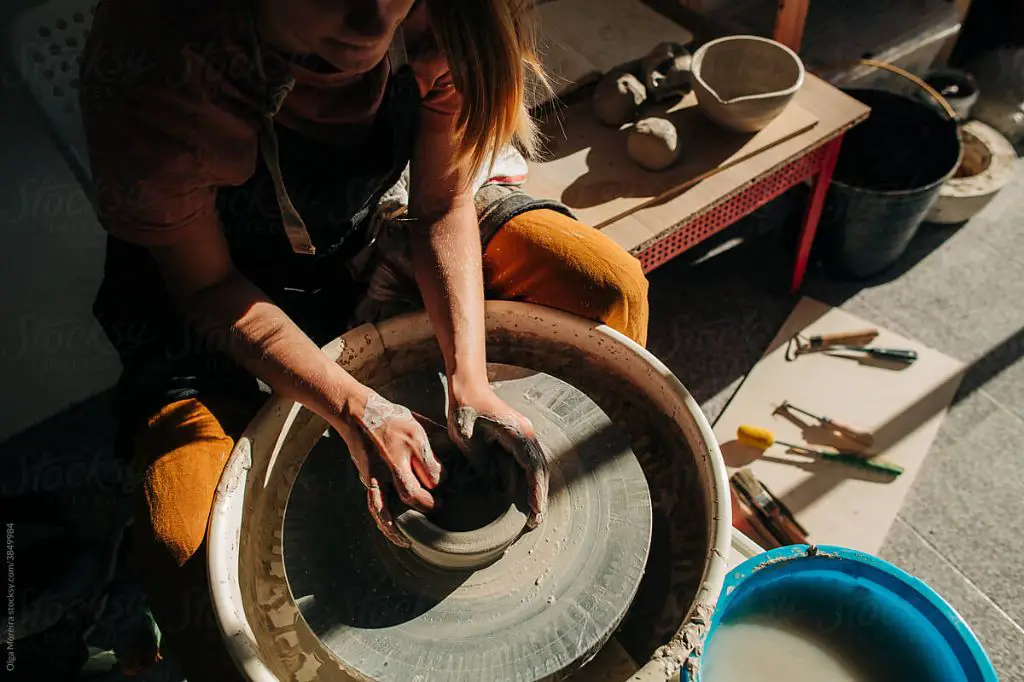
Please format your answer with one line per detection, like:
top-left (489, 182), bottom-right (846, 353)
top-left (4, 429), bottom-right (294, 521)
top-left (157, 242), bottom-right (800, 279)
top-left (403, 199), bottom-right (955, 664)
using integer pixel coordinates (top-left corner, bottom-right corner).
top-left (81, 0), bottom-right (649, 677)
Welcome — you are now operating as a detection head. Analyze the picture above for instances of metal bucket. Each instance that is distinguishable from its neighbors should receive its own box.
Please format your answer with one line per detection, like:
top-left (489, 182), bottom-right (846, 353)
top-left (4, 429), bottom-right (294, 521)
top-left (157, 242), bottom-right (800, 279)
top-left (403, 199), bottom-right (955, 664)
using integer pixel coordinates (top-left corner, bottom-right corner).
top-left (207, 302), bottom-right (731, 681)
top-left (819, 63), bottom-right (963, 279)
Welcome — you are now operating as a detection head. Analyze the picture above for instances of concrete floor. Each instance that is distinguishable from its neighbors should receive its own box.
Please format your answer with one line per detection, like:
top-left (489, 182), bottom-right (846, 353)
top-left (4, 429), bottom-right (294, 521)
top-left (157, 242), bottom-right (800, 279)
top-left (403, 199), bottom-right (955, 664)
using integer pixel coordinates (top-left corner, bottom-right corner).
top-left (645, 162), bottom-right (1024, 681)
top-left (1, 66), bottom-right (1022, 679)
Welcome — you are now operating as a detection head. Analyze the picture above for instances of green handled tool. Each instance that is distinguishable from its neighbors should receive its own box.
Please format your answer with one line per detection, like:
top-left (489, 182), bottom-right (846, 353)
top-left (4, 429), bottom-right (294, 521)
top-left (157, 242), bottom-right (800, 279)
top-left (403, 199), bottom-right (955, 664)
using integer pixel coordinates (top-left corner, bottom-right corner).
top-left (816, 450), bottom-right (905, 476)
top-left (827, 346), bottom-right (919, 364)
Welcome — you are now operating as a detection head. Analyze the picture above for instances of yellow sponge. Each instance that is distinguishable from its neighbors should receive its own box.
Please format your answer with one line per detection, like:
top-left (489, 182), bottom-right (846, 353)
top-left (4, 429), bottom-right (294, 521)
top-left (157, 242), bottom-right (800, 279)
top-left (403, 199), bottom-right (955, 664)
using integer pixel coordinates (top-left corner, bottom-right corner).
top-left (737, 424), bottom-right (775, 450)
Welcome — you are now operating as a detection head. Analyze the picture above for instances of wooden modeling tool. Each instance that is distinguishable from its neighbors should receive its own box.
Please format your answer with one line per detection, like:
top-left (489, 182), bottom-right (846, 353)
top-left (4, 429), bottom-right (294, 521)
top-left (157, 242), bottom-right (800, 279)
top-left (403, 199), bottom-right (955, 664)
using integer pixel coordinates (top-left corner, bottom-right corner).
top-left (801, 328), bottom-right (879, 350)
top-left (731, 468), bottom-right (808, 546)
top-left (786, 328), bottom-right (879, 359)
top-left (737, 424), bottom-right (905, 477)
top-left (777, 401), bottom-right (875, 446)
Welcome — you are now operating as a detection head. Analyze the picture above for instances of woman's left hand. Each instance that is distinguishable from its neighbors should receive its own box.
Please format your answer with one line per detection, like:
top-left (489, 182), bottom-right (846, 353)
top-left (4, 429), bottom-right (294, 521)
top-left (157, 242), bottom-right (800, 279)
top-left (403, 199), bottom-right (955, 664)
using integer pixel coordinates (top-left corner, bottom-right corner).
top-left (448, 384), bottom-right (549, 528)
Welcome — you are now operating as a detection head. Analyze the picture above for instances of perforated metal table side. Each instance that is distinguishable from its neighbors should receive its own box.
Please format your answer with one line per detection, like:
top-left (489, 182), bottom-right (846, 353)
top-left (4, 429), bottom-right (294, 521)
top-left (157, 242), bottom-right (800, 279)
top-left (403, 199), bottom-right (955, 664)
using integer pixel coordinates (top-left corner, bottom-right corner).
top-left (632, 132), bottom-right (846, 292)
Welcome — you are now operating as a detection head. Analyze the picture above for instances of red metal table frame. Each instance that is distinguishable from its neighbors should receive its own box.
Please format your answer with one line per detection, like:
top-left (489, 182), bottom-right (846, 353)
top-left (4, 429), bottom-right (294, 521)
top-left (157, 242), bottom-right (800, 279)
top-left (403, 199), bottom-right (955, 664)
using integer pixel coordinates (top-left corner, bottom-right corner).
top-left (632, 133), bottom-right (844, 293)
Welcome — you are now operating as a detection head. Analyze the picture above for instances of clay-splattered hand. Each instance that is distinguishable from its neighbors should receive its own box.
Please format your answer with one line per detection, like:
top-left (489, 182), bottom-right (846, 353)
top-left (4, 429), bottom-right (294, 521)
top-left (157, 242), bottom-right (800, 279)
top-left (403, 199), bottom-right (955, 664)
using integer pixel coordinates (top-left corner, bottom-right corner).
top-left (448, 387), bottom-right (549, 528)
top-left (336, 391), bottom-right (443, 547)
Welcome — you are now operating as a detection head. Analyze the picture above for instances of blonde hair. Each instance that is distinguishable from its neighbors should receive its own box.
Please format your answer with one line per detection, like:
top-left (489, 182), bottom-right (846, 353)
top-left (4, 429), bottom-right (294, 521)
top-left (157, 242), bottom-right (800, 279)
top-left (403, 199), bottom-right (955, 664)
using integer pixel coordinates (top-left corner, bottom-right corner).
top-left (426, 0), bottom-right (550, 176)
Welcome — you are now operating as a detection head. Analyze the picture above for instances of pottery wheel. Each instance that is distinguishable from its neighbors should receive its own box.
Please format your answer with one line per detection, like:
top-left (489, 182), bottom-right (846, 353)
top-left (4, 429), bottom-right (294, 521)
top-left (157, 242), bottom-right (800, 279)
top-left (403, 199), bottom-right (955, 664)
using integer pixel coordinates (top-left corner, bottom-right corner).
top-left (282, 368), bottom-right (653, 681)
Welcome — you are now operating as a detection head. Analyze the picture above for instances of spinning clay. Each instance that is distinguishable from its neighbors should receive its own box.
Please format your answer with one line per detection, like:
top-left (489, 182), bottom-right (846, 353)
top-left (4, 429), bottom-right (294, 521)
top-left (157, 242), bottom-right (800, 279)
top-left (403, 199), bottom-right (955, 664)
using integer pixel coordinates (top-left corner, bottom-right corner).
top-left (280, 369), bottom-right (652, 682)
top-left (627, 117), bottom-right (681, 171)
top-left (593, 70), bottom-right (647, 126)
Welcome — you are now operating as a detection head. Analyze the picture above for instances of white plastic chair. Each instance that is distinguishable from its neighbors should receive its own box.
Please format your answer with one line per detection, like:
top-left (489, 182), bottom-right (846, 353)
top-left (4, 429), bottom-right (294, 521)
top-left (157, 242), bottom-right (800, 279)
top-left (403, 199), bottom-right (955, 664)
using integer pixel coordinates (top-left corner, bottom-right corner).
top-left (9, 0), bottom-right (98, 184)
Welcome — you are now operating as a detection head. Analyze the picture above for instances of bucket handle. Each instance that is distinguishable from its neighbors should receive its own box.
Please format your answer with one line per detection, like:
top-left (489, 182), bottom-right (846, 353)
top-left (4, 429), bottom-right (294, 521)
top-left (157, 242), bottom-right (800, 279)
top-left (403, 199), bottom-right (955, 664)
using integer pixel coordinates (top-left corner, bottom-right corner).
top-left (816, 59), bottom-right (958, 121)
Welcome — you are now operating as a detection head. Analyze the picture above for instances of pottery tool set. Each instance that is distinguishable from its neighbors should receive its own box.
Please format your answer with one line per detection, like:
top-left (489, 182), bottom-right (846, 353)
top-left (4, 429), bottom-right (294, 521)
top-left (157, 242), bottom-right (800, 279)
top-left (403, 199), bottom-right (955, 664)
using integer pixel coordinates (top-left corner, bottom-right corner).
top-left (715, 298), bottom-right (965, 554)
top-left (730, 398), bottom-right (903, 548)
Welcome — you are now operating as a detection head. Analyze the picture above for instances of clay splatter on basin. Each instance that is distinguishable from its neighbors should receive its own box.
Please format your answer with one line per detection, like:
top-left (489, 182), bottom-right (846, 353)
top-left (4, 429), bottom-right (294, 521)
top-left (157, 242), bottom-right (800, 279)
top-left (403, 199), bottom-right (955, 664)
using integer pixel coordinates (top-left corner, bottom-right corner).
top-left (207, 303), bottom-right (728, 682)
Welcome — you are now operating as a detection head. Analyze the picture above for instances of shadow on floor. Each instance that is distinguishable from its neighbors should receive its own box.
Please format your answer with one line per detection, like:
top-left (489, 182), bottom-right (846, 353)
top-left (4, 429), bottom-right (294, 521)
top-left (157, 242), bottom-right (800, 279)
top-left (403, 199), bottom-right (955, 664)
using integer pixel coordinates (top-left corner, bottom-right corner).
top-left (805, 219), bottom-right (968, 308)
top-left (0, 391), bottom-right (167, 682)
top-left (645, 181), bottom-right (970, 415)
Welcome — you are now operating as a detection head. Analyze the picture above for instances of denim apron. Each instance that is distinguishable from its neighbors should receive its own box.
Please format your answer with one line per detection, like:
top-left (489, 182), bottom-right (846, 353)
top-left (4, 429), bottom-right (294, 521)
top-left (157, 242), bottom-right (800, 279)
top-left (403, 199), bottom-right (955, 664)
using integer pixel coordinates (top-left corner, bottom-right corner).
top-left (93, 22), bottom-right (422, 426)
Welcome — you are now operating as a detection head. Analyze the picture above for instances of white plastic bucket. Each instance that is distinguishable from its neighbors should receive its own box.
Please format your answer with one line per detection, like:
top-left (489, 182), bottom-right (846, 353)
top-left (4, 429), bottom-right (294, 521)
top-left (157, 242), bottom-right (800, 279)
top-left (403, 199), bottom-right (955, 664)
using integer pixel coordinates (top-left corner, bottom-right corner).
top-left (207, 302), bottom-right (731, 681)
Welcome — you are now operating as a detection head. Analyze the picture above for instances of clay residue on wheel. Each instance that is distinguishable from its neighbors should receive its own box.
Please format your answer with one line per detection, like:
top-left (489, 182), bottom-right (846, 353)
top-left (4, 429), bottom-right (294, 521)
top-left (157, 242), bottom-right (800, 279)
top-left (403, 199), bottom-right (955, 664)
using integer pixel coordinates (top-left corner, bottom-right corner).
top-left (279, 367), bottom-right (653, 681)
top-left (478, 328), bottom-right (710, 662)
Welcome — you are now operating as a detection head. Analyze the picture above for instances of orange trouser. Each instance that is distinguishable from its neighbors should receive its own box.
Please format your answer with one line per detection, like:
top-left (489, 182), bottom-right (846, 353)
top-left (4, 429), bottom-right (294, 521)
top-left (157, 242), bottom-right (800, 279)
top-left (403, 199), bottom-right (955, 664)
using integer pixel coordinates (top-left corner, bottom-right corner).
top-left (132, 209), bottom-right (649, 680)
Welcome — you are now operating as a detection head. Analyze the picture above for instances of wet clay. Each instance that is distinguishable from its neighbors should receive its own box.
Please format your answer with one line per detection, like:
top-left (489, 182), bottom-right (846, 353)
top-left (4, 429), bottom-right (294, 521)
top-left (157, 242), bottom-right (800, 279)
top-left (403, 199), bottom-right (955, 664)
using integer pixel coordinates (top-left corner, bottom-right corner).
top-left (628, 117), bottom-right (682, 171)
top-left (281, 368), bottom-right (652, 682)
top-left (391, 435), bottom-right (530, 571)
top-left (593, 70), bottom-right (648, 126)
top-left (474, 329), bottom-right (711, 664)
top-left (419, 438), bottom-right (511, 532)
top-left (642, 42), bottom-right (692, 102)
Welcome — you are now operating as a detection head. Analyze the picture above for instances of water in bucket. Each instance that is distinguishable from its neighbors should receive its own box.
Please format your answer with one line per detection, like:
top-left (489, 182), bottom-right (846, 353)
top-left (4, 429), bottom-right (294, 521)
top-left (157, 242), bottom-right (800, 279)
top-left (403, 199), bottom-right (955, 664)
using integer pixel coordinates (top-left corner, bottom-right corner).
top-left (701, 564), bottom-right (972, 682)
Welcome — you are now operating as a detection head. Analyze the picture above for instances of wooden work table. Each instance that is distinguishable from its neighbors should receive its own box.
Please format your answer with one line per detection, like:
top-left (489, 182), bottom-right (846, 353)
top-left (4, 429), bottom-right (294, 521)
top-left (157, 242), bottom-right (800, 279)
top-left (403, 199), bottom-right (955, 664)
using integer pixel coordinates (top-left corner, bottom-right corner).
top-left (524, 41), bottom-right (869, 291)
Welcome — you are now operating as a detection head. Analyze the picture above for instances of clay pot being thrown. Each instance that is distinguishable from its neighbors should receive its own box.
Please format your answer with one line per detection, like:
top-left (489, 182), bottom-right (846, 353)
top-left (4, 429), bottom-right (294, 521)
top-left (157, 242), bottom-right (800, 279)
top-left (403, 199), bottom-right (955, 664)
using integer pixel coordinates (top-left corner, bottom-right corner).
top-left (692, 35), bottom-right (804, 133)
top-left (391, 437), bottom-right (530, 570)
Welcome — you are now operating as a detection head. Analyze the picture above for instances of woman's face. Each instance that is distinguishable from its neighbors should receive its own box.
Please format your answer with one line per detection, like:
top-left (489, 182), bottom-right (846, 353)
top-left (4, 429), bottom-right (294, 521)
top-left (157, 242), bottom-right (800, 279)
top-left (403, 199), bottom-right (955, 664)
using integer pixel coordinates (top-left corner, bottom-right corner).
top-left (257, 0), bottom-right (412, 72)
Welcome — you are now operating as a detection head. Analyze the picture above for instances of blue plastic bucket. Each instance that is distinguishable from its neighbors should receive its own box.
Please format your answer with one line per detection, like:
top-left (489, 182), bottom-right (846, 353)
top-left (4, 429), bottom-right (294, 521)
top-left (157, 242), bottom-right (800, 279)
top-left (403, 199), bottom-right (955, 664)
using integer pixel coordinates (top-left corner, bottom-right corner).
top-left (689, 545), bottom-right (997, 682)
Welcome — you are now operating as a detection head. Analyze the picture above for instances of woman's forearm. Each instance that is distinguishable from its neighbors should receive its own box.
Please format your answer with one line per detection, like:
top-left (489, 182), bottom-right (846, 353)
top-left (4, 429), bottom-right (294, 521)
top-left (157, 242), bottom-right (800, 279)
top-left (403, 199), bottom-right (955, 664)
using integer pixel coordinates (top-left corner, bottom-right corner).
top-left (410, 195), bottom-right (490, 398)
top-left (178, 270), bottom-right (370, 424)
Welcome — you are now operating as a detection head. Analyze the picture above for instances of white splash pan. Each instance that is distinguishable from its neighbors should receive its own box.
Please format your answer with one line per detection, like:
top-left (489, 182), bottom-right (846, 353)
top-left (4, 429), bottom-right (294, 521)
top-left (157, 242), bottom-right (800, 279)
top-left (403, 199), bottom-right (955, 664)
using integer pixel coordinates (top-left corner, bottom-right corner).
top-left (207, 301), bottom-right (731, 681)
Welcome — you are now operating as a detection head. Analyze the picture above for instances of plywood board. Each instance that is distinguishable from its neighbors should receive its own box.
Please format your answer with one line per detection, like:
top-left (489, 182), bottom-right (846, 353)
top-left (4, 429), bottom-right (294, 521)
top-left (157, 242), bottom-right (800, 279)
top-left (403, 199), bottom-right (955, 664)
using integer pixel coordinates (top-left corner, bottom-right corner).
top-left (524, 92), bottom-right (818, 229)
top-left (713, 298), bottom-right (964, 555)
top-left (533, 30), bottom-right (601, 100)
top-left (535, 0), bottom-right (695, 100)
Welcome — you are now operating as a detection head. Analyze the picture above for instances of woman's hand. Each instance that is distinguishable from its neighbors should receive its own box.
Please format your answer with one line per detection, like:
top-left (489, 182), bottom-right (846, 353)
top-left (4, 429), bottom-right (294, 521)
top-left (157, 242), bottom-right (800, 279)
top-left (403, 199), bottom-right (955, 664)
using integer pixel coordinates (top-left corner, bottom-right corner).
top-left (333, 389), bottom-right (444, 547)
top-left (448, 383), bottom-right (549, 528)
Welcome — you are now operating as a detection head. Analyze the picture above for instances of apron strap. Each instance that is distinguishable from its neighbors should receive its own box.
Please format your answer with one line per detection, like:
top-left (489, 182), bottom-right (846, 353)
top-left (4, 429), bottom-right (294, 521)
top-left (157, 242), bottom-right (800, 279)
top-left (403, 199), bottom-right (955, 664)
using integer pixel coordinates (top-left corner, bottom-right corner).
top-left (250, 26), bottom-right (410, 256)
top-left (388, 26), bottom-right (408, 70)
top-left (244, 7), bottom-right (315, 255)
top-left (259, 118), bottom-right (317, 255)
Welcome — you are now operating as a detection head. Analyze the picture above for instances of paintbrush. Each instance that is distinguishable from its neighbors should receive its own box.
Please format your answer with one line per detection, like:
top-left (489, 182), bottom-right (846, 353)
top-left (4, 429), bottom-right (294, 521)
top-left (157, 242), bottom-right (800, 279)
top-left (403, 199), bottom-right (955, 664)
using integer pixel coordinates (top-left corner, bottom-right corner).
top-left (731, 468), bottom-right (808, 546)
top-left (730, 486), bottom-right (780, 549)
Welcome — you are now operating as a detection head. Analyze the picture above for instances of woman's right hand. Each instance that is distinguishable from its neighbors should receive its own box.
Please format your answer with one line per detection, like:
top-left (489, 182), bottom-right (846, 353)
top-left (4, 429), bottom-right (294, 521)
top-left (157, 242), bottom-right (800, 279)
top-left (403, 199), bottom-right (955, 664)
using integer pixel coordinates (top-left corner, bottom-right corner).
top-left (332, 389), bottom-right (444, 547)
